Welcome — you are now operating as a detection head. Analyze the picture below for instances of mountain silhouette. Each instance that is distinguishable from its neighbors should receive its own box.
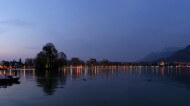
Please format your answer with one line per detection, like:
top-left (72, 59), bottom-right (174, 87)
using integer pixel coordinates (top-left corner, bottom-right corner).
top-left (165, 45), bottom-right (190, 62)
top-left (141, 47), bottom-right (181, 62)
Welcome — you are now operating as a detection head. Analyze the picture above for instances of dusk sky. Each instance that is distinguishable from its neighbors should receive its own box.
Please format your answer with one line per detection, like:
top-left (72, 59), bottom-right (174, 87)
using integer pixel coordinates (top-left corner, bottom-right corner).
top-left (0, 0), bottom-right (190, 62)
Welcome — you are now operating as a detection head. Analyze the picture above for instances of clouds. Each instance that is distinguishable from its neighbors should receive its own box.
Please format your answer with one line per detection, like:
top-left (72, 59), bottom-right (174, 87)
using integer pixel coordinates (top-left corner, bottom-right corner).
top-left (0, 19), bottom-right (34, 36)
top-left (0, 19), bottom-right (31, 27)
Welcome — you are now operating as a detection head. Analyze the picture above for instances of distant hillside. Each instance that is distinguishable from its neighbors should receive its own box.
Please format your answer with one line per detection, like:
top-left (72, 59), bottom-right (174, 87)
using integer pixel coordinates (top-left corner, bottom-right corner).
top-left (165, 45), bottom-right (190, 62)
top-left (141, 47), bottom-right (181, 62)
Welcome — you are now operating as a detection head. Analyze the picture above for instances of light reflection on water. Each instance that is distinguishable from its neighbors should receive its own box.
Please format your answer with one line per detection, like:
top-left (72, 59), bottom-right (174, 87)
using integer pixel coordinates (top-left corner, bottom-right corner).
top-left (0, 67), bottom-right (190, 106)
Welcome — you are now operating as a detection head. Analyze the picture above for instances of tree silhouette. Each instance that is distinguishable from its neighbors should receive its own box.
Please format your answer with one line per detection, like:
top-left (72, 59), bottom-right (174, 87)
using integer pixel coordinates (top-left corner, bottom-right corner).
top-left (36, 43), bottom-right (59, 70)
top-left (58, 52), bottom-right (67, 67)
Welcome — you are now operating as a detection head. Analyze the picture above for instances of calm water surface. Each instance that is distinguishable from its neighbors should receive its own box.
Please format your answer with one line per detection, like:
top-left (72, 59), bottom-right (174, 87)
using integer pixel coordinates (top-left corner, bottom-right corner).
top-left (0, 67), bottom-right (190, 106)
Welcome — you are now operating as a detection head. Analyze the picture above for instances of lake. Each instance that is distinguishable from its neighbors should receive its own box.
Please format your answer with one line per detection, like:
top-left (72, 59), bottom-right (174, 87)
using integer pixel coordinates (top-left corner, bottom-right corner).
top-left (0, 67), bottom-right (190, 106)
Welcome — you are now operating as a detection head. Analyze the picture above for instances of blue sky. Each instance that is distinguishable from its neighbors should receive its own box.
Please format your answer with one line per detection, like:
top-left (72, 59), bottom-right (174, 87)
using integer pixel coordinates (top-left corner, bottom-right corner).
top-left (0, 0), bottom-right (190, 61)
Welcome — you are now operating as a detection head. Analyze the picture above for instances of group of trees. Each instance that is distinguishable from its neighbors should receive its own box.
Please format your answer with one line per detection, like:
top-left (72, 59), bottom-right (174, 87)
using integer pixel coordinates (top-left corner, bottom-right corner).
top-left (1, 42), bottom-right (136, 70)
top-left (0, 42), bottom-right (123, 70)
top-left (35, 43), bottom-right (67, 70)
top-left (35, 43), bottom-right (119, 70)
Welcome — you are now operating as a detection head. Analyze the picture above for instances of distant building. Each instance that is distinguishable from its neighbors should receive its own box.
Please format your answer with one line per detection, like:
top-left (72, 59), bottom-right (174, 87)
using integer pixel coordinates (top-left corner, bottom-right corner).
top-left (25, 58), bottom-right (35, 68)
top-left (71, 58), bottom-right (81, 66)
top-left (87, 58), bottom-right (97, 66)
top-left (100, 59), bottom-right (110, 66)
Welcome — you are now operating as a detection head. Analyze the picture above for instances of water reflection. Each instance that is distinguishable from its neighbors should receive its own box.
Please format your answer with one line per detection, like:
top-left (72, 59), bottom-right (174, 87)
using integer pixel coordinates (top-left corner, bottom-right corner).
top-left (1, 67), bottom-right (190, 96)
top-left (0, 70), bottom-right (21, 88)
top-left (0, 82), bottom-right (20, 88)
top-left (65, 67), bottom-right (190, 87)
top-left (171, 68), bottom-right (190, 89)
top-left (35, 69), bottom-right (67, 95)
